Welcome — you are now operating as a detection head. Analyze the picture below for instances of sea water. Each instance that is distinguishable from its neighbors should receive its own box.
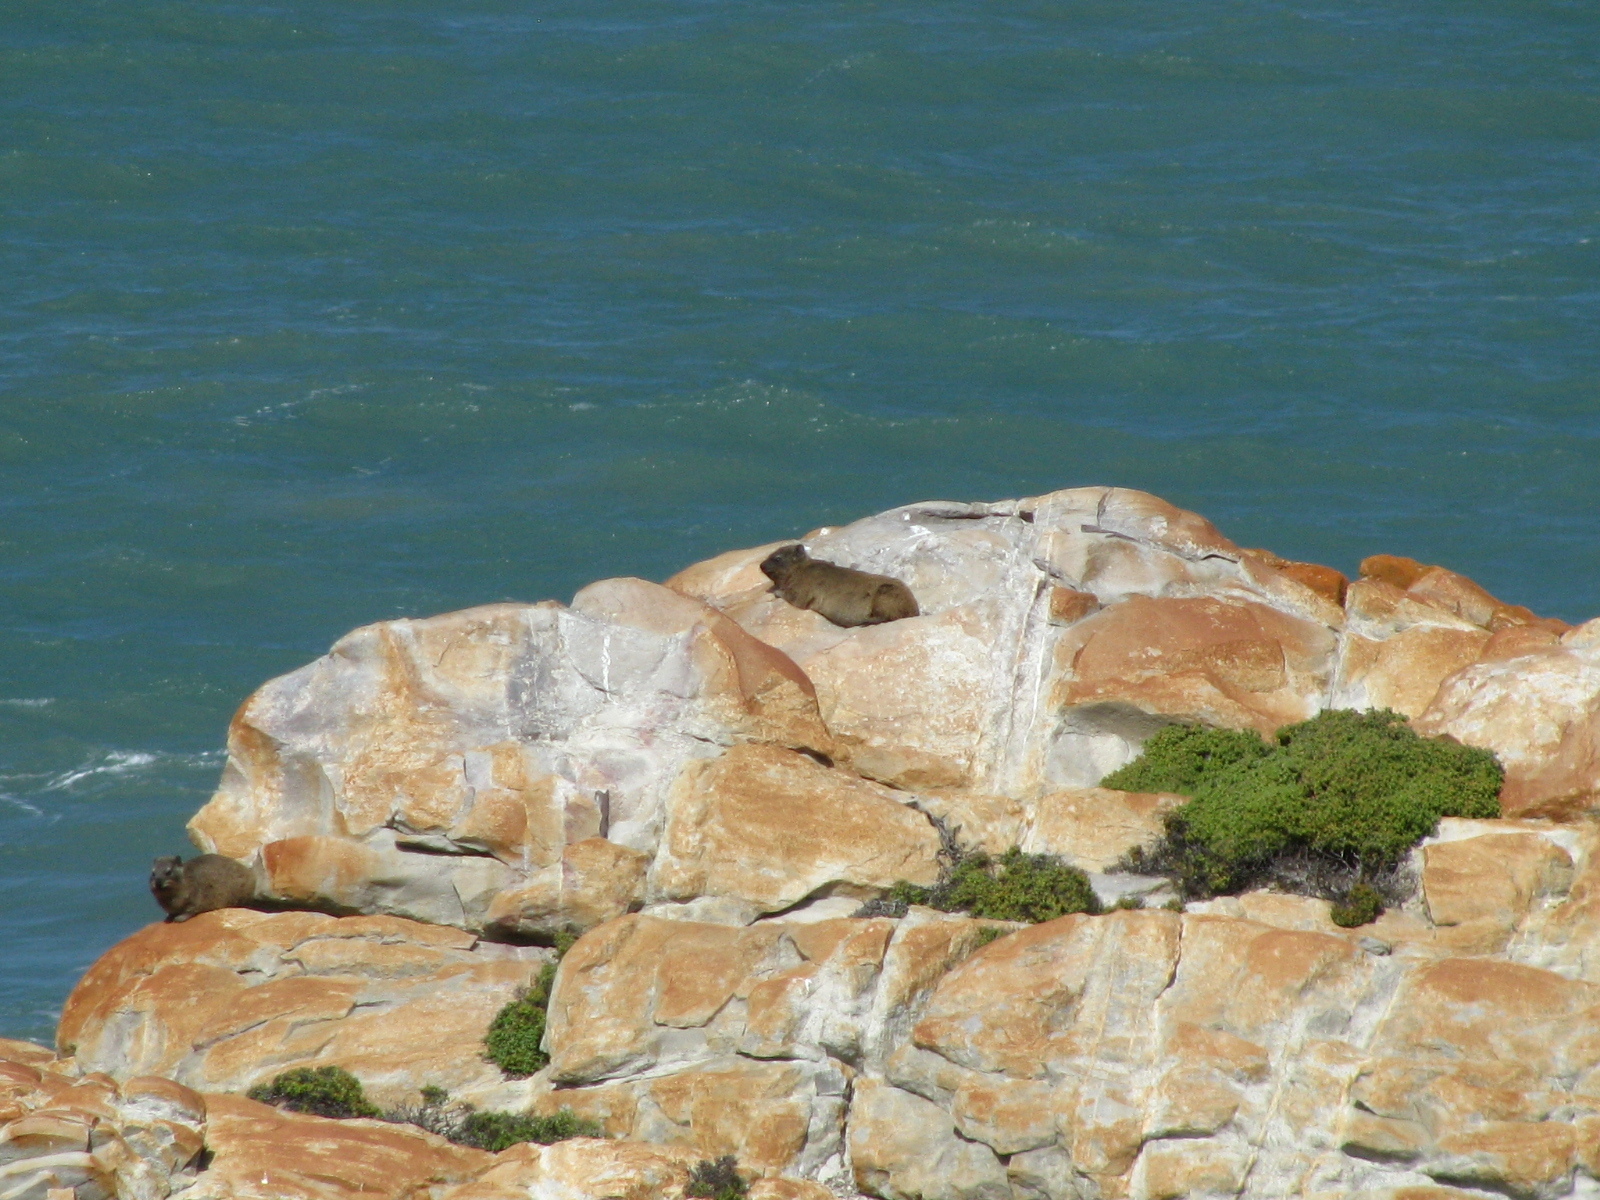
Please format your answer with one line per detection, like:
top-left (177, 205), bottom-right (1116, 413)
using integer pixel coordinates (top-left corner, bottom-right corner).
top-left (1, 0), bottom-right (1596, 1041)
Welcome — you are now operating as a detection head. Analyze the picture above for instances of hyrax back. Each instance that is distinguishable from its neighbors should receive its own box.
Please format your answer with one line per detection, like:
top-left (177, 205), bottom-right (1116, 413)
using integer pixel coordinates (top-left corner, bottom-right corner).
top-left (150, 854), bottom-right (256, 923)
top-left (759, 544), bottom-right (919, 628)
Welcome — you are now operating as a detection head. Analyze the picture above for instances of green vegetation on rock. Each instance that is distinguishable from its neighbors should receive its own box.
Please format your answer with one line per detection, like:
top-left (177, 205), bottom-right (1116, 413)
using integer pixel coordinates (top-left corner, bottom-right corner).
top-left (687, 1155), bottom-right (749, 1200)
top-left (873, 846), bottom-right (1100, 923)
top-left (247, 1066), bottom-right (380, 1120)
top-left (485, 959), bottom-right (559, 1077)
top-left (391, 1087), bottom-right (603, 1150)
top-left (1111, 709), bottom-right (1503, 901)
top-left (1330, 882), bottom-right (1385, 928)
top-left (1102, 724), bottom-right (1271, 796)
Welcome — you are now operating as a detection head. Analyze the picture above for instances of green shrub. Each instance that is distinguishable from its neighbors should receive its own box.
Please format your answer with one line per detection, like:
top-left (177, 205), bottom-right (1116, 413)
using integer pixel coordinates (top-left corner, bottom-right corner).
top-left (389, 1088), bottom-right (602, 1150)
top-left (973, 926), bottom-right (1010, 948)
top-left (1113, 709), bottom-right (1503, 901)
top-left (458, 1108), bottom-right (604, 1152)
top-left (1102, 724), bottom-right (1271, 795)
top-left (485, 960), bottom-right (558, 1076)
top-left (247, 1066), bottom-right (380, 1120)
top-left (874, 847), bottom-right (1101, 923)
top-left (1330, 883), bottom-right (1384, 928)
top-left (687, 1156), bottom-right (748, 1200)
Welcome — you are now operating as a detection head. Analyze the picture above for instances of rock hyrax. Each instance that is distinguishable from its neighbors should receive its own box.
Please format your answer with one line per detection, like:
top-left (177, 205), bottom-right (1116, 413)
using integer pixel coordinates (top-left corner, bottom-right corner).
top-left (759, 544), bottom-right (920, 627)
top-left (150, 854), bottom-right (256, 922)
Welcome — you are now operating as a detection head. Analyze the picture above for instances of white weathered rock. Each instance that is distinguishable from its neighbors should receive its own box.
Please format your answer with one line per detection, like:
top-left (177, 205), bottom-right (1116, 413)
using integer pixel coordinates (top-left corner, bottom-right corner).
top-left (1417, 631), bottom-right (1600, 820)
top-left (670, 488), bottom-right (1346, 800)
top-left (0, 1046), bottom-right (207, 1200)
top-left (187, 581), bottom-right (834, 934)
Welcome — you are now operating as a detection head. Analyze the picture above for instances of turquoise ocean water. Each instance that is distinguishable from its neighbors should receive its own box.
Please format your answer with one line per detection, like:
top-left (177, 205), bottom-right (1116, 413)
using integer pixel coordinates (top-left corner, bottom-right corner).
top-left (2, 1), bottom-right (1597, 1041)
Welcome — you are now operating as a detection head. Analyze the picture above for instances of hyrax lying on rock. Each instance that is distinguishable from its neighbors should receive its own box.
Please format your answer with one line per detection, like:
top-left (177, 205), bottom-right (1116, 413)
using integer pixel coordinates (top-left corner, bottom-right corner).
top-left (150, 854), bottom-right (256, 922)
top-left (759, 544), bottom-right (920, 627)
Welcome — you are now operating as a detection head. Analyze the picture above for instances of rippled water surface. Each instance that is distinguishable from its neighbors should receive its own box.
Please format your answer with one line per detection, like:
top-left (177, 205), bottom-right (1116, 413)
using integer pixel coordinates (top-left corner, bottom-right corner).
top-left (2, 0), bottom-right (1597, 1040)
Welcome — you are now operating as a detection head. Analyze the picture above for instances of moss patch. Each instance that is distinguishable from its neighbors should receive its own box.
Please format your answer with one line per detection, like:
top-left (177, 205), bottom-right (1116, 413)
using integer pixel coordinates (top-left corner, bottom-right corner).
top-left (1112, 709), bottom-right (1503, 900)
top-left (1331, 882), bottom-right (1384, 927)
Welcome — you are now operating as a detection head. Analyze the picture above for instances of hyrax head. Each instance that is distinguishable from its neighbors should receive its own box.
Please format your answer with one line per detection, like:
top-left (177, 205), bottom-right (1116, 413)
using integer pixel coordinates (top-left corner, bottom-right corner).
top-left (759, 544), bottom-right (810, 584)
top-left (150, 855), bottom-right (184, 896)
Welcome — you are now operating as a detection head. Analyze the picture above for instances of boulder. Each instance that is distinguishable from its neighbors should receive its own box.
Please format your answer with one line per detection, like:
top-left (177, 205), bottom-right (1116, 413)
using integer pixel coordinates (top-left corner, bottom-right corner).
top-left (669, 488), bottom-right (1347, 798)
top-left (187, 581), bottom-right (831, 934)
top-left (648, 743), bottom-right (941, 918)
top-left (47, 487), bottom-right (1600, 1200)
top-left (536, 911), bottom-right (994, 1189)
top-left (437, 1137), bottom-right (696, 1200)
top-left (173, 1093), bottom-right (489, 1200)
top-left (56, 910), bottom-right (546, 1110)
top-left (1417, 626), bottom-right (1600, 819)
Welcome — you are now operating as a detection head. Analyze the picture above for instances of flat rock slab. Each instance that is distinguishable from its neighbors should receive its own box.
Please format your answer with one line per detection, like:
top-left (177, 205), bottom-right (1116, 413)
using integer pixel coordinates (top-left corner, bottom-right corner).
top-left (57, 909), bottom-right (547, 1110)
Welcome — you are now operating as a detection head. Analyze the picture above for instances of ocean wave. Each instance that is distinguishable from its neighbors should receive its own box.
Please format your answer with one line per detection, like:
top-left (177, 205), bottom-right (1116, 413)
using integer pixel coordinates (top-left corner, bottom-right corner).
top-left (41, 749), bottom-right (225, 794)
top-left (0, 699), bottom-right (53, 708)
top-left (0, 793), bottom-right (47, 818)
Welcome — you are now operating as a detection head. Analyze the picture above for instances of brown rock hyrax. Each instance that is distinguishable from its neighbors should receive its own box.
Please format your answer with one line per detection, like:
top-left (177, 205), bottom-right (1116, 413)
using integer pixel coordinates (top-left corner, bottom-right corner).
top-left (150, 854), bottom-right (256, 922)
top-left (759, 544), bottom-right (919, 627)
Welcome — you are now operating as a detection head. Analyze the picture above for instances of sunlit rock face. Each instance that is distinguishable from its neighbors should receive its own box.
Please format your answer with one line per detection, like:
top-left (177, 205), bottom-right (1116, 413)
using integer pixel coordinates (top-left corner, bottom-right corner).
top-left (55, 909), bottom-right (547, 1111)
top-left (0, 1042), bottom-right (209, 1200)
top-left (524, 844), bottom-right (1600, 1200)
top-left (185, 580), bottom-right (839, 935)
top-left (669, 488), bottom-right (1347, 799)
top-left (181, 487), bottom-right (1599, 939)
top-left (58, 486), bottom-right (1600, 1200)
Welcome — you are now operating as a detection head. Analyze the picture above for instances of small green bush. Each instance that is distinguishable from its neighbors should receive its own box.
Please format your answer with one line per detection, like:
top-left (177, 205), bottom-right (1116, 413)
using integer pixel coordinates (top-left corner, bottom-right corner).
top-left (883, 847), bottom-right (1101, 924)
top-left (247, 1066), bottom-right (380, 1120)
top-left (973, 926), bottom-right (1010, 948)
top-left (687, 1156), bottom-right (748, 1200)
top-left (485, 960), bottom-right (558, 1076)
top-left (1331, 883), bottom-right (1384, 928)
top-left (458, 1108), bottom-right (604, 1152)
top-left (390, 1088), bottom-right (602, 1150)
top-left (1112, 709), bottom-right (1504, 901)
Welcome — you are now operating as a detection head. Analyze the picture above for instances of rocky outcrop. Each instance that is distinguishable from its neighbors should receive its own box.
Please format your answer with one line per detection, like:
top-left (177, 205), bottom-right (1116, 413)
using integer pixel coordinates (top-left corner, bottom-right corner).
top-left (174, 488), bottom-right (1600, 940)
top-left (36, 487), bottom-right (1600, 1200)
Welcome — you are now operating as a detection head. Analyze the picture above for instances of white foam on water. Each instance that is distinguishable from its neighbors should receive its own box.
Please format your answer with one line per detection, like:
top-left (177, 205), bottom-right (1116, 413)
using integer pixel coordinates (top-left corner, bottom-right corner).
top-left (0, 793), bottom-right (46, 818)
top-left (41, 749), bottom-right (224, 793)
